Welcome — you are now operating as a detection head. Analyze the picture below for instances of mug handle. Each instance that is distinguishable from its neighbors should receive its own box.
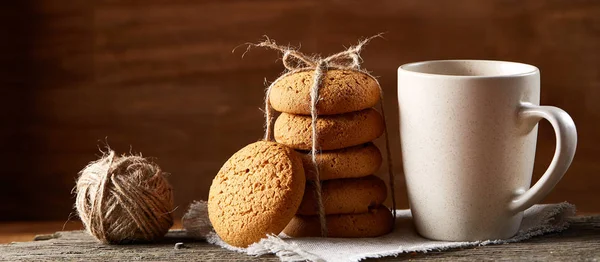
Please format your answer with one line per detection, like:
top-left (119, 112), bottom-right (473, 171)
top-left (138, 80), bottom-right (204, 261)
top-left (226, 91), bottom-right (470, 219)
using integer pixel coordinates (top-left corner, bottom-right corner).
top-left (508, 102), bottom-right (577, 213)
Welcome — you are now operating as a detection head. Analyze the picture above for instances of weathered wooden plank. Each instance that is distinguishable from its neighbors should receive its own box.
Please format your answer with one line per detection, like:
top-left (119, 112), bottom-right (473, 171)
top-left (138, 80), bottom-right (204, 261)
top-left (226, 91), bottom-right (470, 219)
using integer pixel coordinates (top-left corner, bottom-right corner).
top-left (0, 216), bottom-right (598, 261)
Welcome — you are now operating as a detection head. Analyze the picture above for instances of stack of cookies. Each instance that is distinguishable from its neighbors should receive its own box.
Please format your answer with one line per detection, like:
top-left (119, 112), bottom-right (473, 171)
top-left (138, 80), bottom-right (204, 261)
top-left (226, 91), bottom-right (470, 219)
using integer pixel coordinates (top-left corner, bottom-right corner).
top-left (270, 69), bottom-right (394, 238)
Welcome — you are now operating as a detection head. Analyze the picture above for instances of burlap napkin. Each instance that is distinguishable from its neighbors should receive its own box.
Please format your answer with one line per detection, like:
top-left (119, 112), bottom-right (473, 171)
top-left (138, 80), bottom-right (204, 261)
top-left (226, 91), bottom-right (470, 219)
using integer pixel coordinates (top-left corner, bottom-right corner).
top-left (183, 202), bottom-right (575, 262)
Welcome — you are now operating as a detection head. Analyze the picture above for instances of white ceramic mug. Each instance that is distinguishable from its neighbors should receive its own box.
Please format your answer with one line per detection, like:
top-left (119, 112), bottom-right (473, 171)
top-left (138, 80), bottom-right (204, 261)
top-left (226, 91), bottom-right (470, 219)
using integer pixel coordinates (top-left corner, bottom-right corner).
top-left (397, 60), bottom-right (577, 241)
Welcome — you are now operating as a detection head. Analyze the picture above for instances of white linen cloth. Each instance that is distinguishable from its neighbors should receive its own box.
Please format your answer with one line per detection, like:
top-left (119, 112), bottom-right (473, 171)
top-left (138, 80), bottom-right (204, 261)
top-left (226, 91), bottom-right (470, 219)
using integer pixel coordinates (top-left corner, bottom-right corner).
top-left (182, 201), bottom-right (575, 262)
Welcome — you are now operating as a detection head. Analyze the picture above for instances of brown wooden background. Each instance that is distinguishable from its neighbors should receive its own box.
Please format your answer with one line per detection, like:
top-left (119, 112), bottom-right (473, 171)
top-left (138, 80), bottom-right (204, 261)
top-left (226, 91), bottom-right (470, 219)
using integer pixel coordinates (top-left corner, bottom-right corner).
top-left (1, 0), bottom-right (599, 220)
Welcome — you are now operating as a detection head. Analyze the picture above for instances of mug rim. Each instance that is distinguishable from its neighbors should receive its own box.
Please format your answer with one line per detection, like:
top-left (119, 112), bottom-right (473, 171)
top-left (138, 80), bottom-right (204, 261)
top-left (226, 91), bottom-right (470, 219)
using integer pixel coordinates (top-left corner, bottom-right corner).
top-left (398, 59), bottom-right (539, 79)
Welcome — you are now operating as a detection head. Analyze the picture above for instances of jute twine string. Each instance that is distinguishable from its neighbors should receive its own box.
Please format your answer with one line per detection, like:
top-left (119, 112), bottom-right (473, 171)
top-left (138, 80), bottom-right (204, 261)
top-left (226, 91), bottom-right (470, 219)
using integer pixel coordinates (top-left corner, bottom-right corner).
top-left (245, 35), bottom-right (396, 237)
top-left (75, 150), bottom-right (174, 244)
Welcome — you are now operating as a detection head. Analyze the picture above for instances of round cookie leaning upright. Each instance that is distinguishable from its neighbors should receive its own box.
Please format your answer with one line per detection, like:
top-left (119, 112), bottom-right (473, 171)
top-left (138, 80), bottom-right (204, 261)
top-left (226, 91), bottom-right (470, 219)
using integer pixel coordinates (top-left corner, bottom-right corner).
top-left (208, 141), bottom-right (305, 247)
top-left (269, 69), bottom-right (381, 115)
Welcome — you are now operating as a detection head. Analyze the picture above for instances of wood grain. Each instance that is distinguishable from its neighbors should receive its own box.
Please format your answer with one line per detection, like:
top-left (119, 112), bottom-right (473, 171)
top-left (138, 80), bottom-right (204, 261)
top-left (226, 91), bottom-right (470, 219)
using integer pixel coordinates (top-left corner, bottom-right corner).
top-left (0, 216), bottom-right (598, 261)
top-left (0, 221), bottom-right (83, 244)
top-left (1, 0), bottom-right (599, 220)
top-left (0, 220), bottom-right (186, 244)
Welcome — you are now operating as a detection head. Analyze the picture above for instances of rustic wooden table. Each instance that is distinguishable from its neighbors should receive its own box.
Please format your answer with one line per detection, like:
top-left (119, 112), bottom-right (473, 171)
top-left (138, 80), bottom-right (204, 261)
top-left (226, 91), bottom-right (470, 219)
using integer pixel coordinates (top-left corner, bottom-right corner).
top-left (0, 216), bottom-right (598, 261)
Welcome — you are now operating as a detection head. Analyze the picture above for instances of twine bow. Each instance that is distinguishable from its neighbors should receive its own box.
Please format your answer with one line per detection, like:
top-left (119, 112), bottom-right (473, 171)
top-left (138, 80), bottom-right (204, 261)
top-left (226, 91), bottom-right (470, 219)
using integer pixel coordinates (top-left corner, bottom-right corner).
top-left (250, 35), bottom-right (373, 72)
top-left (243, 34), bottom-right (396, 237)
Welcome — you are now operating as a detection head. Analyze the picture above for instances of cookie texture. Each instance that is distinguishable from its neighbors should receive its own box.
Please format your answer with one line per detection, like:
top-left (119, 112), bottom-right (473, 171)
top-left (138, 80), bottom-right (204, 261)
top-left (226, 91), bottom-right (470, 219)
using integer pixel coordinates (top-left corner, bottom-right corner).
top-left (269, 69), bottom-right (381, 115)
top-left (299, 143), bottom-right (382, 180)
top-left (208, 141), bottom-right (305, 247)
top-left (297, 175), bottom-right (387, 215)
top-left (274, 108), bottom-right (384, 150)
top-left (283, 206), bottom-right (394, 238)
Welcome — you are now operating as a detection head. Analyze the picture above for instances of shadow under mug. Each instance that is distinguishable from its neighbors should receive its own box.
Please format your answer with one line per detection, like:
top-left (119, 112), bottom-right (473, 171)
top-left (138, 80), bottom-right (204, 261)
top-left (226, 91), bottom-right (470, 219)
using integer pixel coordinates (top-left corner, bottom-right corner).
top-left (397, 60), bottom-right (577, 241)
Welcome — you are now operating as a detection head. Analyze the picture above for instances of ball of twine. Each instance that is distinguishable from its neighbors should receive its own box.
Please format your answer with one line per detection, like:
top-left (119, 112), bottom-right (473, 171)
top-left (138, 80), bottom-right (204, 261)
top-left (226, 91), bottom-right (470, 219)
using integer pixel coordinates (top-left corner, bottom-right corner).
top-left (75, 150), bottom-right (174, 244)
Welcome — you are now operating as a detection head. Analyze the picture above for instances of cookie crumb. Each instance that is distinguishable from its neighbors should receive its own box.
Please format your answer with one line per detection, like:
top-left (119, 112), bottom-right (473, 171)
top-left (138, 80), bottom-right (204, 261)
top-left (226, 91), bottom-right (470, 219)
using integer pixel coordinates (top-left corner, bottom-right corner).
top-left (174, 242), bottom-right (185, 249)
top-left (34, 233), bottom-right (57, 241)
